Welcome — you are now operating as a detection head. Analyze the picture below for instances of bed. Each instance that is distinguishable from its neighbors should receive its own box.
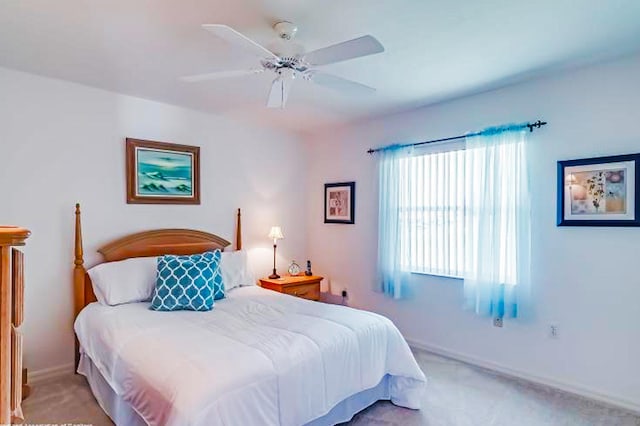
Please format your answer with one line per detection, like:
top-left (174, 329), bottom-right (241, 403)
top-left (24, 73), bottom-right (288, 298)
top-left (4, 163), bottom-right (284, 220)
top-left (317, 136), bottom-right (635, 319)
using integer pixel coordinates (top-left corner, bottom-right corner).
top-left (72, 205), bottom-right (426, 426)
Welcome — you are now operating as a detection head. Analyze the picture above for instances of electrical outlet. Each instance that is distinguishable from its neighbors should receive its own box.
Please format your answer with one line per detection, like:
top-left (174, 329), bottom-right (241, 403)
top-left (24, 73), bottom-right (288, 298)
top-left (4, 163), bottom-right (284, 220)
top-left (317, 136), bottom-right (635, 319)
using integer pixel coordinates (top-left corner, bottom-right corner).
top-left (341, 289), bottom-right (348, 298)
top-left (493, 317), bottom-right (503, 328)
top-left (549, 324), bottom-right (559, 338)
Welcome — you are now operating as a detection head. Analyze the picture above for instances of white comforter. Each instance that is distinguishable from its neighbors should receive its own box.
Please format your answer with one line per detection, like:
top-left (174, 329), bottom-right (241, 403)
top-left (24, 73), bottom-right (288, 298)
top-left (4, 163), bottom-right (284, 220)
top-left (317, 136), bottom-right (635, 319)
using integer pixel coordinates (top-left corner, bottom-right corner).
top-left (75, 286), bottom-right (426, 426)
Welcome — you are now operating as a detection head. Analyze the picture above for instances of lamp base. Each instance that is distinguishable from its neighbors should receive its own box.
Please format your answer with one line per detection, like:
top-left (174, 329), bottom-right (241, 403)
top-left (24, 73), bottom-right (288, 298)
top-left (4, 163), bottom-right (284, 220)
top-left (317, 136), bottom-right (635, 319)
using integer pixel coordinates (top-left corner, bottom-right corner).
top-left (270, 244), bottom-right (280, 279)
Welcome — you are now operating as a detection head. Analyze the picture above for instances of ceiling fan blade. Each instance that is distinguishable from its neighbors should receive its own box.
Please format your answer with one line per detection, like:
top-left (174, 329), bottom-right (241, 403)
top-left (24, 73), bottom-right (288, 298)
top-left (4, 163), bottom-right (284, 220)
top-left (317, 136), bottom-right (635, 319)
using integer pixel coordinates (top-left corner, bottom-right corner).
top-left (180, 69), bottom-right (263, 82)
top-left (202, 24), bottom-right (279, 60)
top-left (267, 77), bottom-right (292, 108)
top-left (304, 35), bottom-right (384, 66)
top-left (308, 71), bottom-right (376, 95)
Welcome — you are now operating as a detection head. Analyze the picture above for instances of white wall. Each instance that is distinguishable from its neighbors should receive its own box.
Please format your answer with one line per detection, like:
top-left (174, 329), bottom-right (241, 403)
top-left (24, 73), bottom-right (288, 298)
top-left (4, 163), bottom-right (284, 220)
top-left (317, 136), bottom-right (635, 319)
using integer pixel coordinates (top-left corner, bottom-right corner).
top-left (0, 67), bottom-right (307, 373)
top-left (305, 53), bottom-right (640, 410)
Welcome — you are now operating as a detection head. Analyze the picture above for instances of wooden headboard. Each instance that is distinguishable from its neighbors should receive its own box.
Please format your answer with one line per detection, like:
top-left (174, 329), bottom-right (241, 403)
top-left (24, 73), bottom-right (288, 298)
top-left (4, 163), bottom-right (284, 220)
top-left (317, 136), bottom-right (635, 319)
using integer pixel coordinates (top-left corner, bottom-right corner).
top-left (72, 203), bottom-right (242, 366)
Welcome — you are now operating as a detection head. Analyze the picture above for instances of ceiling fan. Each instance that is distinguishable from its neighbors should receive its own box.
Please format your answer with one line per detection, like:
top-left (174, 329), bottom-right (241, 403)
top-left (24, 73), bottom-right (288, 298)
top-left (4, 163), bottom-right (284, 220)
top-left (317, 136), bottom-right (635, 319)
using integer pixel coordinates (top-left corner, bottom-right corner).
top-left (180, 22), bottom-right (384, 108)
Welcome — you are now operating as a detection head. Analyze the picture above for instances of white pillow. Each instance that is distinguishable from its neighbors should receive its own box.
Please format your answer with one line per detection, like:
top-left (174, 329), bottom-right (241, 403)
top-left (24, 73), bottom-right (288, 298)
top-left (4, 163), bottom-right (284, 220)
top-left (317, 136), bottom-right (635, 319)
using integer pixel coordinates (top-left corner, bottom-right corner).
top-left (88, 257), bottom-right (157, 306)
top-left (220, 250), bottom-right (255, 291)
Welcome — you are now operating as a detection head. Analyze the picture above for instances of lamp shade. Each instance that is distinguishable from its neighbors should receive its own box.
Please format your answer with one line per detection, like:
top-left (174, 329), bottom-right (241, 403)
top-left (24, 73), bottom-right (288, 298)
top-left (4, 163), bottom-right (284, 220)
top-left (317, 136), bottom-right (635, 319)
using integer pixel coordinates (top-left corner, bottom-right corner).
top-left (268, 226), bottom-right (284, 240)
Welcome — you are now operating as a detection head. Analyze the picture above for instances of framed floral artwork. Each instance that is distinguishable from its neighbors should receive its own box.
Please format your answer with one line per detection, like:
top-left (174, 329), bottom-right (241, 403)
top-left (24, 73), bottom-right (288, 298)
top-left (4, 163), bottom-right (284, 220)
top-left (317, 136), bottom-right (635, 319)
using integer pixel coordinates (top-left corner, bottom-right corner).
top-left (324, 182), bottom-right (355, 224)
top-left (557, 153), bottom-right (640, 226)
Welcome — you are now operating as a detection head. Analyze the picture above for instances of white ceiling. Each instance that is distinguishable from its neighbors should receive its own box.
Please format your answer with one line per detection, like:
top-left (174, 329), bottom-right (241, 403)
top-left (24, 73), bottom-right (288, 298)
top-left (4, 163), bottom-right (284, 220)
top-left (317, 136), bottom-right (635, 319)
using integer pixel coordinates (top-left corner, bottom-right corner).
top-left (2, 0), bottom-right (640, 134)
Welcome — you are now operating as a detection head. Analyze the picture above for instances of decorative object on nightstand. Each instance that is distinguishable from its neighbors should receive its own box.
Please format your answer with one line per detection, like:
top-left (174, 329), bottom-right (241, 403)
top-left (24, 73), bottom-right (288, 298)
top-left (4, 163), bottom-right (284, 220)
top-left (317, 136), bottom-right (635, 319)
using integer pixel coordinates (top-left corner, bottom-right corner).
top-left (305, 260), bottom-right (312, 276)
top-left (260, 275), bottom-right (324, 301)
top-left (268, 226), bottom-right (284, 279)
top-left (288, 260), bottom-right (301, 276)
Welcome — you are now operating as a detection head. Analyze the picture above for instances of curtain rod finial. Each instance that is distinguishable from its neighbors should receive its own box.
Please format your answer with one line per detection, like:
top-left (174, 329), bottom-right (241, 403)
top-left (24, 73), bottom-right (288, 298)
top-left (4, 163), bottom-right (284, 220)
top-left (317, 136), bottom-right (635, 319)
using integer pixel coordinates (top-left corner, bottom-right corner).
top-left (526, 120), bottom-right (547, 132)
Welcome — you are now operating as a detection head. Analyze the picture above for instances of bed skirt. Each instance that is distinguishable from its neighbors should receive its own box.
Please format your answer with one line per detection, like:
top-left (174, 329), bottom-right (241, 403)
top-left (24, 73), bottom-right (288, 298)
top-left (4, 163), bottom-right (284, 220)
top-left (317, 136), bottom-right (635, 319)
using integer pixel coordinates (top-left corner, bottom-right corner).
top-left (78, 351), bottom-right (391, 426)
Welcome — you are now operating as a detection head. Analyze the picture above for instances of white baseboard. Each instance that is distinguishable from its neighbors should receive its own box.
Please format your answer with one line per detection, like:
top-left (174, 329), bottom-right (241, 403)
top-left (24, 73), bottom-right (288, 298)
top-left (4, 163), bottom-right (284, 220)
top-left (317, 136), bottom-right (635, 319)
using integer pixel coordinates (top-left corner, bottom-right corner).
top-left (28, 363), bottom-right (75, 384)
top-left (406, 338), bottom-right (640, 415)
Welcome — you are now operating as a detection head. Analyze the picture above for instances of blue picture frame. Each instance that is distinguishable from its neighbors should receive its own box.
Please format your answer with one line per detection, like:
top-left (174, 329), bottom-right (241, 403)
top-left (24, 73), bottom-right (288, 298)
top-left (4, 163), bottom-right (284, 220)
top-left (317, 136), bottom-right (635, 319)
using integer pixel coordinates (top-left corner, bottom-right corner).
top-left (557, 153), bottom-right (640, 227)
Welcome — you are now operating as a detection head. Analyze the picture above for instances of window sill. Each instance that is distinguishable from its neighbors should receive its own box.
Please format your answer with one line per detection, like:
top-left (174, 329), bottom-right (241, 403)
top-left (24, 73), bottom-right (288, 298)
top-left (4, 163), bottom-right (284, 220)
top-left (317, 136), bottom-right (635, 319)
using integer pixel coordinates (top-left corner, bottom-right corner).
top-left (411, 271), bottom-right (463, 281)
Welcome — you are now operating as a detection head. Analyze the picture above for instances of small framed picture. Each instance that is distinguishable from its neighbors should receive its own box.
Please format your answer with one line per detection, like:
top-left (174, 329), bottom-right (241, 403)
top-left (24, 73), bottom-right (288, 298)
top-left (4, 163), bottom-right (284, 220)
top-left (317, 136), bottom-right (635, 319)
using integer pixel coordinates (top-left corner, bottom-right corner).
top-left (324, 182), bottom-right (355, 224)
top-left (126, 138), bottom-right (200, 204)
top-left (557, 153), bottom-right (640, 226)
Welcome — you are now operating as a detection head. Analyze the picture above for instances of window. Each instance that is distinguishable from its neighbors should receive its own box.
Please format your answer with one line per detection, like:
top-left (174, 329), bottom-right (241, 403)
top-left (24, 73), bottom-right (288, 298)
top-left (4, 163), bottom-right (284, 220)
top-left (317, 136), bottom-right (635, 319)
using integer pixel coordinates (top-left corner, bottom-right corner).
top-left (394, 143), bottom-right (524, 282)
top-left (378, 130), bottom-right (530, 297)
top-left (378, 127), bottom-right (531, 313)
top-left (398, 148), bottom-right (466, 278)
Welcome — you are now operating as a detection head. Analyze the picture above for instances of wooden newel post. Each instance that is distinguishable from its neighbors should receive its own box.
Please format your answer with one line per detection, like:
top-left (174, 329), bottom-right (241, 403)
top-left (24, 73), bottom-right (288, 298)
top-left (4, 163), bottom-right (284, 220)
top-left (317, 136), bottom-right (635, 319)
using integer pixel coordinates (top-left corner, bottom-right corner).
top-left (73, 203), bottom-right (84, 368)
top-left (236, 208), bottom-right (242, 251)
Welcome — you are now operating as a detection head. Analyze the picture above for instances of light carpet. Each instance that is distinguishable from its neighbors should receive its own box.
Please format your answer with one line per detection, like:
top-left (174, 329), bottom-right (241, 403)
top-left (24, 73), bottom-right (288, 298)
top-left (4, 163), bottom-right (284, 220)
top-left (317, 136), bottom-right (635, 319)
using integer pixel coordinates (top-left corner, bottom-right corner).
top-left (19, 349), bottom-right (640, 426)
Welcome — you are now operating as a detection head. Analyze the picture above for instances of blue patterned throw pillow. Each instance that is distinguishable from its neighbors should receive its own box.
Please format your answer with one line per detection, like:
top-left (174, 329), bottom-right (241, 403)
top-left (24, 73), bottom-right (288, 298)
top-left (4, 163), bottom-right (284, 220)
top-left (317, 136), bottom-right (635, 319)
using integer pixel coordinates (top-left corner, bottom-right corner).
top-left (150, 250), bottom-right (224, 312)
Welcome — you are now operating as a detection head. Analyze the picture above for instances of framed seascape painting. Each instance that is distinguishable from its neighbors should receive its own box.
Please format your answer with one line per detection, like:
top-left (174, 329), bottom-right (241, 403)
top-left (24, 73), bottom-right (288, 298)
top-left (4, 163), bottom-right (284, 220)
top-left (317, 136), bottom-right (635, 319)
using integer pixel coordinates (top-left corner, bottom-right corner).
top-left (324, 182), bottom-right (355, 224)
top-left (557, 153), bottom-right (640, 226)
top-left (126, 138), bottom-right (200, 204)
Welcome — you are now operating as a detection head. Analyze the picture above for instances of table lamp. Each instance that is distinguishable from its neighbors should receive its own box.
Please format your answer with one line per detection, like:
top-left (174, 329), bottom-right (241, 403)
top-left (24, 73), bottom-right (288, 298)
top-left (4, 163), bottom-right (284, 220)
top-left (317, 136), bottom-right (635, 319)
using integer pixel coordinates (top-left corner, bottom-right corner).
top-left (268, 226), bottom-right (284, 279)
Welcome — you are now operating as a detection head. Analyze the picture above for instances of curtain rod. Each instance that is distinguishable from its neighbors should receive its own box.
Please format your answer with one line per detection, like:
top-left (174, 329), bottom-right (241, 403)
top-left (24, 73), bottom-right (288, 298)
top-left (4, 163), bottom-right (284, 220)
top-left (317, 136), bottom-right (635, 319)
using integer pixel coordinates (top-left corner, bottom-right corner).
top-left (366, 120), bottom-right (547, 154)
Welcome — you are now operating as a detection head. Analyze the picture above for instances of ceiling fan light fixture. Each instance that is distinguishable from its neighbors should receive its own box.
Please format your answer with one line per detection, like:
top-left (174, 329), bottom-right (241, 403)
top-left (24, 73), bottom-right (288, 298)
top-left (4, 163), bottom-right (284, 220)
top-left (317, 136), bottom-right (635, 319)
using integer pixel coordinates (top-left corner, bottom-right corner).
top-left (279, 68), bottom-right (296, 81)
top-left (274, 21), bottom-right (298, 41)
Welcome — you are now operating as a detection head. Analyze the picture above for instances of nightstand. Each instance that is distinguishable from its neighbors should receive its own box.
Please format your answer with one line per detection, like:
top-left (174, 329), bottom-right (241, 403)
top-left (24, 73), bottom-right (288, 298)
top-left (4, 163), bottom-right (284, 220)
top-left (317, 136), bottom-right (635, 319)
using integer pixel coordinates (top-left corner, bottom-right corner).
top-left (259, 275), bottom-right (323, 301)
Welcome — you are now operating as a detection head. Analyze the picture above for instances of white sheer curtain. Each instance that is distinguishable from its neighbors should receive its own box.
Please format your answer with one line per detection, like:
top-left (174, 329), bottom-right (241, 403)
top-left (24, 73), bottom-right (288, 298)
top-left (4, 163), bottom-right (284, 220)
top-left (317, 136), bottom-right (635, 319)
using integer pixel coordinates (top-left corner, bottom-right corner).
top-left (463, 127), bottom-right (531, 319)
top-left (377, 145), bottom-right (413, 298)
top-left (377, 124), bottom-right (532, 319)
top-left (377, 142), bottom-right (467, 298)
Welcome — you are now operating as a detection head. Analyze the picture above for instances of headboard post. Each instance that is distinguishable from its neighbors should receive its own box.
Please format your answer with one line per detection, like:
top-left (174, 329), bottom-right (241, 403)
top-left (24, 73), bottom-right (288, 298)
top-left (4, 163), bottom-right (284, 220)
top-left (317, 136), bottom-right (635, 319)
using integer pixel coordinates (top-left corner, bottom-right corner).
top-left (236, 208), bottom-right (242, 251)
top-left (73, 203), bottom-right (85, 368)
